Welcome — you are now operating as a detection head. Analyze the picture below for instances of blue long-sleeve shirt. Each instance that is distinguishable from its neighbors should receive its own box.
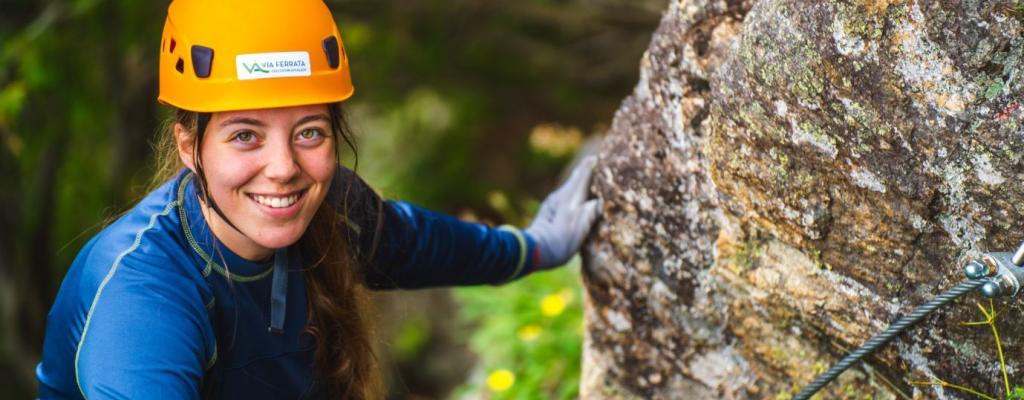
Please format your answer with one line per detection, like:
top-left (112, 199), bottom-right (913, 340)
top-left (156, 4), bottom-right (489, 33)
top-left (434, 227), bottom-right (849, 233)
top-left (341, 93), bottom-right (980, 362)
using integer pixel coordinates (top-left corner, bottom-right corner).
top-left (37, 168), bottom-right (537, 398)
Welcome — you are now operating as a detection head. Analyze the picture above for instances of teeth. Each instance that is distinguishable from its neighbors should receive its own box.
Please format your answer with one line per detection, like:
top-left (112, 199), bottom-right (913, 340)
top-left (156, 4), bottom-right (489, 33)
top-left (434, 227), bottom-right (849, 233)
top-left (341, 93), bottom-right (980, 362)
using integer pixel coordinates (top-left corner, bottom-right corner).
top-left (253, 193), bottom-right (299, 208)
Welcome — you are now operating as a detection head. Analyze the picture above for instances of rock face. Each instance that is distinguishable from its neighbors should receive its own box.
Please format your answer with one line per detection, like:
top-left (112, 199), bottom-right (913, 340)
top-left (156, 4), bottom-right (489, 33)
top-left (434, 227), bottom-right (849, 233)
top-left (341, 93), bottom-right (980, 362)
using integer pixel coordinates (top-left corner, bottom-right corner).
top-left (583, 0), bottom-right (1024, 398)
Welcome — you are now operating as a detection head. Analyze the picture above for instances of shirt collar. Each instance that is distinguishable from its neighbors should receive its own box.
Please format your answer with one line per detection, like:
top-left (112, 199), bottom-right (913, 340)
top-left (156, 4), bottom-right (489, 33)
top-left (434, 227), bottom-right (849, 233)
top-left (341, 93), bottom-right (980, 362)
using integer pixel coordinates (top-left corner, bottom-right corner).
top-left (178, 171), bottom-right (275, 281)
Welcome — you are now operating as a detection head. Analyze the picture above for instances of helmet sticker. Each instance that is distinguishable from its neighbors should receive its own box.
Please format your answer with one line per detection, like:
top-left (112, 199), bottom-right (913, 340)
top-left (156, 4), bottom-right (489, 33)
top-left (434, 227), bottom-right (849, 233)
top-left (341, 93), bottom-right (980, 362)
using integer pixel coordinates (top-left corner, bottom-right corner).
top-left (236, 51), bottom-right (312, 80)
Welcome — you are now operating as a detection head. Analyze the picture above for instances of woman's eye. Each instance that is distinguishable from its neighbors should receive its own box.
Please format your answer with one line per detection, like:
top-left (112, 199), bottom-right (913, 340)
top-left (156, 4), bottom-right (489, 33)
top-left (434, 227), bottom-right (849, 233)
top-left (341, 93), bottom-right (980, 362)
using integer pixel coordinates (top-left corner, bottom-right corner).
top-left (298, 128), bottom-right (323, 141)
top-left (233, 131), bottom-right (256, 143)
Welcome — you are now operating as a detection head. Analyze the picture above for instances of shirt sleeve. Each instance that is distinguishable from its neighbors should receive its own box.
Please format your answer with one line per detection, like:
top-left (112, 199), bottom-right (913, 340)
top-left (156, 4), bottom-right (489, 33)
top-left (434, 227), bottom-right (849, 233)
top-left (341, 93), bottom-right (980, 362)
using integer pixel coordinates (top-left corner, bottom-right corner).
top-left (74, 255), bottom-right (209, 399)
top-left (328, 167), bottom-right (538, 290)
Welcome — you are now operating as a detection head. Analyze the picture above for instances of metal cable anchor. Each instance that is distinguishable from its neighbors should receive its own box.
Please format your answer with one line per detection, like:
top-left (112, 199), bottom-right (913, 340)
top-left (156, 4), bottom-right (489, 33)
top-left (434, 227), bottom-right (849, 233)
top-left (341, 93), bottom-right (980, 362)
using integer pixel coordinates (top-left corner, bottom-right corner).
top-left (962, 245), bottom-right (1024, 298)
top-left (794, 240), bottom-right (1024, 399)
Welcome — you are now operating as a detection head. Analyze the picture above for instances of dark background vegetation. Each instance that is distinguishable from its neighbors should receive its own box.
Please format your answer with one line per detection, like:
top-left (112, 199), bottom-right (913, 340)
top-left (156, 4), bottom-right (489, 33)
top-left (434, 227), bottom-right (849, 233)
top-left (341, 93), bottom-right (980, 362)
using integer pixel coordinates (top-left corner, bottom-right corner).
top-left (0, 0), bottom-right (665, 397)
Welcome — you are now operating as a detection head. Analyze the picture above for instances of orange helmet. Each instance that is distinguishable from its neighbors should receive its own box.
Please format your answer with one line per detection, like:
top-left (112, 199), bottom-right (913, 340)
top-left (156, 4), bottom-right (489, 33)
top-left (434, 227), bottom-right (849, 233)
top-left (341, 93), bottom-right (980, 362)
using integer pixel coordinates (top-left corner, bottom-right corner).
top-left (157, 0), bottom-right (353, 112)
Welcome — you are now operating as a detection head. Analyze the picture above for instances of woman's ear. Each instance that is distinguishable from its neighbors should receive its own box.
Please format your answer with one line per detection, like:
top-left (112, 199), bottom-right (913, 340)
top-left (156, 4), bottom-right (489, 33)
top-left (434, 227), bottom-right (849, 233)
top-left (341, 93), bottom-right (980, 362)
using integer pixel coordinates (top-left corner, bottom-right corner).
top-left (174, 122), bottom-right (197, 172)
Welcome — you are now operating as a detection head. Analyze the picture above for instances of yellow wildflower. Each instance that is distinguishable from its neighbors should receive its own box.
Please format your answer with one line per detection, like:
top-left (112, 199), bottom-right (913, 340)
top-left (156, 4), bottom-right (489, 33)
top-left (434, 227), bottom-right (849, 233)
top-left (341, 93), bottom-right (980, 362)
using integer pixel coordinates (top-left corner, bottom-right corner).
top-left (518, 324), bottom-right (542, 341)
top-left (487, 369), bottom-right (515, 392)
top-left (541, 293), bottom-right (567, 317)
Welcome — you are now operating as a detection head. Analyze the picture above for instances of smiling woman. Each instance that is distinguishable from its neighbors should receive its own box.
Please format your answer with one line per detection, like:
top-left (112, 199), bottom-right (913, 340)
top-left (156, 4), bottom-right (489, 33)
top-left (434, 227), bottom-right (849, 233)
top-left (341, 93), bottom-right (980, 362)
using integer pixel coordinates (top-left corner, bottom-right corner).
top-left (175, 105), bottom-right (338, 259)
top-left (33, 0), bottom-right (601, 399)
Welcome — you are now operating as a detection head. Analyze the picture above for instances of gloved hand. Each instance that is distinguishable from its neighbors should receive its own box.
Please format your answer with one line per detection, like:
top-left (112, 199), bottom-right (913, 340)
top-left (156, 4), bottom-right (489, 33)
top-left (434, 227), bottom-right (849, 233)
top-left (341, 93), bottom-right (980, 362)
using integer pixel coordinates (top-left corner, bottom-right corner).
top-left (525, 156), bottom-right (603, 270)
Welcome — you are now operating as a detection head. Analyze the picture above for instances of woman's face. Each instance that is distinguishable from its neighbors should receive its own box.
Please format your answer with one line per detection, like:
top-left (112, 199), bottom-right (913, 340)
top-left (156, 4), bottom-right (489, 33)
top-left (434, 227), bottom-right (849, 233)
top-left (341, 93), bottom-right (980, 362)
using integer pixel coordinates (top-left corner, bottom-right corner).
top-left (177, 104), bottom-right (336, 261)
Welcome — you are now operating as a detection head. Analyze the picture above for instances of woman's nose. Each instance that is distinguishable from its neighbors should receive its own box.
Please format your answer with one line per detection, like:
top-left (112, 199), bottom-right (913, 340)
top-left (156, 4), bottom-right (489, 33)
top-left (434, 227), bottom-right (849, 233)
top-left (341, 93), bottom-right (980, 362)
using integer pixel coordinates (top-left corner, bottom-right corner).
top-left (264, 140), bottom-right (300, 182)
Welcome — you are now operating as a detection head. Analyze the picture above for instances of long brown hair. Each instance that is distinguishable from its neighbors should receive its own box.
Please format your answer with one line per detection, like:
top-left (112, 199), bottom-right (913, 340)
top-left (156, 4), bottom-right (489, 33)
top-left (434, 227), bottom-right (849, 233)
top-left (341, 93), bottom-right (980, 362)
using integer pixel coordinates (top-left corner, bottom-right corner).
top-left (149, 104), bottom-right (385, 399)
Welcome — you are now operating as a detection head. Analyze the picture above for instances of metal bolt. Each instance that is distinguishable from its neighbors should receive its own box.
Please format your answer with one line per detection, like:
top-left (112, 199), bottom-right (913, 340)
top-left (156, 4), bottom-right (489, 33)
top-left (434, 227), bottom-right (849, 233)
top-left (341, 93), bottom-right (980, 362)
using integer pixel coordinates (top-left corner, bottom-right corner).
top-left (981, 275), bottom-right (1017, 298)
top-left (982, 254), bottom-right (1000, 274)
top-left (964, 260), bottom-right (989, 280)
top-left (1013, 241), bottom-right (1024, 266)
top-left (981, 280), bottom-right (1004, 298)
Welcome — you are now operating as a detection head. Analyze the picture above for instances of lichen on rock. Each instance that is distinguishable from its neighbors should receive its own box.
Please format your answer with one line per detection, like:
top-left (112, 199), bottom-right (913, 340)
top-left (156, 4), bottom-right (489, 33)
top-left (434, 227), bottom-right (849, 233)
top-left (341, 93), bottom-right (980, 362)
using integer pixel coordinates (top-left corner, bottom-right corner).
top-left (584, 0), bottom-right (1024, 398)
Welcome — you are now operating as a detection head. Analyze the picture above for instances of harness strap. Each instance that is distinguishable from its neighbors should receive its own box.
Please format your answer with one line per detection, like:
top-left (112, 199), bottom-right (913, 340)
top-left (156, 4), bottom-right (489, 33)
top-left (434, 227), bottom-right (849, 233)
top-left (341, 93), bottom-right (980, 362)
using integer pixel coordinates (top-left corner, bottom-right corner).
top-left (269, 247), bottom-right (289, 335)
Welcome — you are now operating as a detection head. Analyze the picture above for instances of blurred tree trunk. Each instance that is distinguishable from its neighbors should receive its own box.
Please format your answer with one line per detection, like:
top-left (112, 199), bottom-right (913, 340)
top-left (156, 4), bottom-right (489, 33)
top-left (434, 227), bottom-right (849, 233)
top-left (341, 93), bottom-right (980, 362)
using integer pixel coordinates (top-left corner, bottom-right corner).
top-left (583, 0), bottom-right (1024, 398)
top-left (0, 119), bottom-right (35, 396)
top-left (0, 2), bottom-right (165, 396)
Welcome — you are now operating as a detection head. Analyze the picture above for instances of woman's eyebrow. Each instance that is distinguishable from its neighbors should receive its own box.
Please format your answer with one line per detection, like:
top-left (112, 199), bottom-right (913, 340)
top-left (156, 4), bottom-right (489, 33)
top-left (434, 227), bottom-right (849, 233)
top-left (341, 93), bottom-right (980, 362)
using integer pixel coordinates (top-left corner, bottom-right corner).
top-left (292, 114), bottom-right (330, 130)
top-left (219, 117), bottom-right (266, 128)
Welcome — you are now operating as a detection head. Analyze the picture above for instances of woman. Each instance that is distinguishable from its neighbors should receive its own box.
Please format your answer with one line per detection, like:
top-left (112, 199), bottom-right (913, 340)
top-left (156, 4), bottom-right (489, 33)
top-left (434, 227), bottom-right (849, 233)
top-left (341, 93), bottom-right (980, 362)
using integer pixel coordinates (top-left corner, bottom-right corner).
top-left (35, 0), bottom-right (601, 398)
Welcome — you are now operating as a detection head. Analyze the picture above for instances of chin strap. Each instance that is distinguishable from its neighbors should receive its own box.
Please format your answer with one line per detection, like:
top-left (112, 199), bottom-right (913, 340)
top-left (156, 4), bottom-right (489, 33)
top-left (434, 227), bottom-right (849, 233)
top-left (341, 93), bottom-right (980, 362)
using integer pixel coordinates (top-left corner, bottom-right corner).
top-left (269, 247), bottom-right (290, 335)
top-left (193, 112), bottom-right (245, 235)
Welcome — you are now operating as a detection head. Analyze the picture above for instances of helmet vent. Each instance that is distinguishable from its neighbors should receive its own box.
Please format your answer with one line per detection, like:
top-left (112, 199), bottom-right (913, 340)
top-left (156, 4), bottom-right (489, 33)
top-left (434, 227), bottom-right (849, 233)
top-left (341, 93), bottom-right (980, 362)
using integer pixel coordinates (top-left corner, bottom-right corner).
top-left (175, 58), bottom-right (185, 74)
top-left (322, 36), bottom-right (340, 69)
top-left (169, 38), bottom-right (177, 53)
top-left (191, 45), bottom-right (214, 78)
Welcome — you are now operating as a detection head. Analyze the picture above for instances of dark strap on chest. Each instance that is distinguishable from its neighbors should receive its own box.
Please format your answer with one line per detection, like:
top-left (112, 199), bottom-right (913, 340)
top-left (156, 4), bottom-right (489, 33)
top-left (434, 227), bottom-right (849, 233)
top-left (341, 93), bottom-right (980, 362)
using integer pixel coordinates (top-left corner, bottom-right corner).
top-left (269, 247), bottom-right (289, 335)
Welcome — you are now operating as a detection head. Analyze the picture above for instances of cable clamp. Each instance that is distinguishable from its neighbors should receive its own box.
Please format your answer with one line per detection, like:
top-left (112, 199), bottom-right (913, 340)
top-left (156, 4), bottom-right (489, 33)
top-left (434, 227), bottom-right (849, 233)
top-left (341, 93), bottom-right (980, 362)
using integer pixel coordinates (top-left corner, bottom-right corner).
top-left (962, 251), bottom-right (1024, 298)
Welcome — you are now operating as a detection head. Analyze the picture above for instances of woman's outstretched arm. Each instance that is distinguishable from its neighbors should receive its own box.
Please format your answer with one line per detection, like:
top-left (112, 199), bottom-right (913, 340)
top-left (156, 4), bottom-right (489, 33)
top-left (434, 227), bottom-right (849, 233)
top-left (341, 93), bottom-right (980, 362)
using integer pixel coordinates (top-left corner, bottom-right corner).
top-left (330, 159), bottom-right (600, 290)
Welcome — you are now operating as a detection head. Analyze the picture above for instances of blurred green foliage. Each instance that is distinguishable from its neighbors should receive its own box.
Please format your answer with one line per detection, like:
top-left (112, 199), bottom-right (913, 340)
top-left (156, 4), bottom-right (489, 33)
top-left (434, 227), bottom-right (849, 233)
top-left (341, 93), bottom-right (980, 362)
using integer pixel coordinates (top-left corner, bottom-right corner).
top-left (0, 0), bottom-right (664, 397)
top-left (447, 183), bottom-right (585, 399)
top-left (452, 261), bottom-right (585, 400)
top-left (338, 0), bottom-right (666, 209)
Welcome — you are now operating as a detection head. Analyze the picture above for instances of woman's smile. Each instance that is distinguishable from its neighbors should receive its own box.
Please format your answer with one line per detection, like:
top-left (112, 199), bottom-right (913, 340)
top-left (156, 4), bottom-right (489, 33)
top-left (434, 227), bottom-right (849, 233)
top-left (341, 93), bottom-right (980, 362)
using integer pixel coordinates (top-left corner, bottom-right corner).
top-left (247, 188), bottom-right (307, 217)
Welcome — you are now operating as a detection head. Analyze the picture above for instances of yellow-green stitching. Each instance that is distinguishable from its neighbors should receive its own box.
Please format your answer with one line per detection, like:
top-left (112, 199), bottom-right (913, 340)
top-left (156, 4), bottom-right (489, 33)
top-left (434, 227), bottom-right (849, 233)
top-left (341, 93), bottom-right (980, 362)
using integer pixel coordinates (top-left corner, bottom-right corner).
top-left (177, 174), bottom-right (274, 282)
top-left (498, 225), bottom-right (528, 282)
top-left (206, 341), bottom-right (218, 371)
top-left (177, 175), bottom-right (210, 278)
top-left (204, 297), bottom-right (215, 310)
top-left (75, 200), bottom-right (179, 399)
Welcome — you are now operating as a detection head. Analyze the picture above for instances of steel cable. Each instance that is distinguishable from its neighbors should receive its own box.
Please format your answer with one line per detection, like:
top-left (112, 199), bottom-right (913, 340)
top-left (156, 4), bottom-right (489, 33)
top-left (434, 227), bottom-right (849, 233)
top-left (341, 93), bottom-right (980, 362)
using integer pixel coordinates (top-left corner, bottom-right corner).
top-left (793, 279), bottom-right (985, 400)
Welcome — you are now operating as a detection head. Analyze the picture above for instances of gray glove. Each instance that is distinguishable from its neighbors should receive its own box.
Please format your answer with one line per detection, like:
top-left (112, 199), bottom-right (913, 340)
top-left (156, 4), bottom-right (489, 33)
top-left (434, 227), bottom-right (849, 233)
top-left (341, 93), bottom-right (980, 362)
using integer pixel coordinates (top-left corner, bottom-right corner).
top-left (525, 156), bottom-right (602, 270)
